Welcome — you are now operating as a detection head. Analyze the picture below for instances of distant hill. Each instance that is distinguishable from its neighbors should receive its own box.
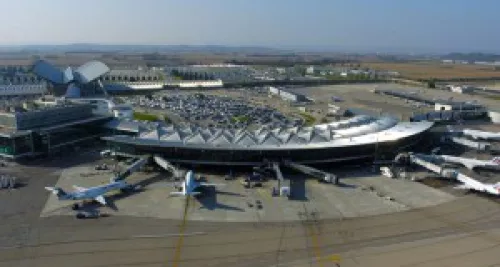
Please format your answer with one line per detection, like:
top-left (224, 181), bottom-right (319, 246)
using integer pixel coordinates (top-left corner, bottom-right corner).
top-left (441, 53), bottom-right (500, 62)
top-left (0, 44), bottom-right (289, 54)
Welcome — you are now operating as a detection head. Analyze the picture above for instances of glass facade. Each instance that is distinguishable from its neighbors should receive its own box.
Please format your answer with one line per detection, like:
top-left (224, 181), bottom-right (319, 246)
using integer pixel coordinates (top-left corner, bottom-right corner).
top-left (106, 134), bottom-right (425, 165)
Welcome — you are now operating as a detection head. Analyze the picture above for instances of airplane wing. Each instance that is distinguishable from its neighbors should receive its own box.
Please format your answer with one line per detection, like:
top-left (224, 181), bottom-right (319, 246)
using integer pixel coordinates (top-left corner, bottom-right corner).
top-left (169, 192), bottom-right (185, 197)
top-left (94, 195), bottom-right (107, 205)
top-left (199, 182), bottom-right (225, 187)
top-left (72, 185), bottom-right (87, 192)
top-left (453, 184), bottom-right (472, 190)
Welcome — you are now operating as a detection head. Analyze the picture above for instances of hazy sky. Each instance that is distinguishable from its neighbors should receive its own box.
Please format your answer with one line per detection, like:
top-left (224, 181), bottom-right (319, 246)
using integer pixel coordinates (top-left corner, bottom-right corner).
top-left (0, 0), bottom-right (498, 52)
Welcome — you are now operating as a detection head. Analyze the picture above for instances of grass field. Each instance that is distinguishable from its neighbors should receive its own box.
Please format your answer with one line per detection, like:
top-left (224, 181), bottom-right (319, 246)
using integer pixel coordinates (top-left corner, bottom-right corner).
top-left (362, 62), bottom-right (500, 80)
top-left (133, 112), bottom-right (161, 122)
top-left (297, 112), bottom-right (316, 126)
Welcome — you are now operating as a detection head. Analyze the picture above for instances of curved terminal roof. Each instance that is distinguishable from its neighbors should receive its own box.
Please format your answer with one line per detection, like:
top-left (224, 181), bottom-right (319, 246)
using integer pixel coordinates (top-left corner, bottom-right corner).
top-left (74, 61), bottom-right (110, 84)
top-left (32, 60), bottom-right (65, 84)
top-left (32, 60), bottom-right (110, 85)
top-left (104, 115), bottom-right (434, 150)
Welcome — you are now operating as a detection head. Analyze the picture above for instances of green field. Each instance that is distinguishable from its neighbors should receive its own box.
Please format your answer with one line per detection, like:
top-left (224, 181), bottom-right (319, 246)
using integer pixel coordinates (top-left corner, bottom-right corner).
top-left (298, 112), bottom-right (316, 126)
top-left (133, 112), bottom-right (160, 122)
top-left (231, 115), bottom-right (250, 123)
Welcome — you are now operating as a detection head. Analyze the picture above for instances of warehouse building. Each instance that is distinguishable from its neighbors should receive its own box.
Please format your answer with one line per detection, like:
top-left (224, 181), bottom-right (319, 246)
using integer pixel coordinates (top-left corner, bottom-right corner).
top-left (268, 86), bottom-right (308, 102)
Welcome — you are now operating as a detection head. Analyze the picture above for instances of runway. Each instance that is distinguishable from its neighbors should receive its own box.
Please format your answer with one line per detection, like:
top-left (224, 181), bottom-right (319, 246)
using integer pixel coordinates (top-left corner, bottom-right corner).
top-left (1, 195), bottom-right (499, 267)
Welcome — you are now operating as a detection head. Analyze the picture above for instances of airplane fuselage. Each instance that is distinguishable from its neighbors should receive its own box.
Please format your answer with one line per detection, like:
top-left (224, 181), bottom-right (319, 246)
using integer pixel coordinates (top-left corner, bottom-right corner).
top-left (183, 171), bottom-right (201, 195)
top-left (463, 129), bottom-right (500, 141)
top-left (65, 181), bottom-right (128, 201)
top-left (439, 155), bottom-right (500, 170)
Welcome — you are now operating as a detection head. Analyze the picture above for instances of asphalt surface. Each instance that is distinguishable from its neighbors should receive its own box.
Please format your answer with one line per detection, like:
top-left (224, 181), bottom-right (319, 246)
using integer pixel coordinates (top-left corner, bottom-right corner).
top-left (0, 150), bottom-right (499, 267)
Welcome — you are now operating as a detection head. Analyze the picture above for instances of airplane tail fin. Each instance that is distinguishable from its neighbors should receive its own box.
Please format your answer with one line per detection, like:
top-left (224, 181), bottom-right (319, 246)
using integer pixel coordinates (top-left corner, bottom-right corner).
top-left (44, 186), bottom-right (67, 198)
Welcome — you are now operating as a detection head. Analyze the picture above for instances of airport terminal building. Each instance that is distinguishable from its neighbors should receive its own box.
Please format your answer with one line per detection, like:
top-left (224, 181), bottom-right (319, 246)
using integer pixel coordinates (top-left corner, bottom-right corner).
top-left (103, 116), bottom-right (434, 165)
top-left (0, 102), bottom-right (112, 159)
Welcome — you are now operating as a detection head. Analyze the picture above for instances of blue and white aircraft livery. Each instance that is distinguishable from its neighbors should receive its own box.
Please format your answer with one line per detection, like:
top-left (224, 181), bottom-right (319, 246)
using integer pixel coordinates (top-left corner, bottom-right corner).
top-left (462, 129), bottom-right (500, 141)
top-left (45, 179), bottom-right (131, 205)
top-left (170, 170), bottom-right (224, 197)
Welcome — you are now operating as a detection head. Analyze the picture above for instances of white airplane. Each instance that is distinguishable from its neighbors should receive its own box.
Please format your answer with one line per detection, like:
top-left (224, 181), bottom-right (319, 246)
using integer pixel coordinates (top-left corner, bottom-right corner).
top-left (45, 178), bottom-right (135, 208)
top-left (462, 129), bottom-right (500, 141)
top-left (454, 173), bottom-right (500, 196)
top-left (169, 170), bottom-right (224, 197)
top-left (439, 155), bottom-right (500, 171)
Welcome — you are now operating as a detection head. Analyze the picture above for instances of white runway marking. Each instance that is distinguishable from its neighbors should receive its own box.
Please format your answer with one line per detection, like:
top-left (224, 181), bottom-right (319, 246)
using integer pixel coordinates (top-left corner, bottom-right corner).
top-left (131, 232), bottom-right (206, 238)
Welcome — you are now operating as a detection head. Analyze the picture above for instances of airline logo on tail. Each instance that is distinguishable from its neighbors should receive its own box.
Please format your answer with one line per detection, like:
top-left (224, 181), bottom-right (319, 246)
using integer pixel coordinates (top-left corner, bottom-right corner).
top-left (494, 183), bottom-right (500, 194)
top-left (491, 157), bottom-right (500, 165)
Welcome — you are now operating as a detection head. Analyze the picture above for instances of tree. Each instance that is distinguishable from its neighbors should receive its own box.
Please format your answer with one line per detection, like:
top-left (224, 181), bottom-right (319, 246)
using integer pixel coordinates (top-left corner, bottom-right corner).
top-left (427, 79), bottom-right (436, 88)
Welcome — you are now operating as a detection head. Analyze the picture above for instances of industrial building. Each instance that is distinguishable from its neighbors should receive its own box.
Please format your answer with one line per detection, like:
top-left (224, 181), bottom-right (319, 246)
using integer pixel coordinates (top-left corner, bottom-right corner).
top-left (445, 85), bottom-right (475, 94)
top-left (102, 69), bottom-right (163, 83)
top-left (0, 83), bottom-right (47, 96)
top-left (434, 100), bottom-right (484, 111)
top-left (268, 86), bottom-right (308, 102)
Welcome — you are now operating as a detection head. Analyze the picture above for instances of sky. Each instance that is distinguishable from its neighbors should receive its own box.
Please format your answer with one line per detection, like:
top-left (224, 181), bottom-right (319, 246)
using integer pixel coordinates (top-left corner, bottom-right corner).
top-left (0, 0), bottom-right (498, 53)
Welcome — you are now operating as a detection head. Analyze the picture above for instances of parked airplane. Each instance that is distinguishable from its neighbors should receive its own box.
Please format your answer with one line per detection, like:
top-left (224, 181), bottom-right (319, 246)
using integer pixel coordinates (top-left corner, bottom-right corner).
top-left (438, 155), bottom-right (500, 171)
top-left (169, 170), bottom-right (224, 197)
top-left (454, 173), bottom-right (500, 196)
top-left (462, 129), bottom-right (500, 141)
top-left (45, 178), bottom-right (136, 209)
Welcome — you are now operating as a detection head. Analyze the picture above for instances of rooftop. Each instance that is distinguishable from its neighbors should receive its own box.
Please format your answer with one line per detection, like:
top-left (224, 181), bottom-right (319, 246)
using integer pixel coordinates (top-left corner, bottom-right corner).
top-left (104, 115), bottom-right (434, 150)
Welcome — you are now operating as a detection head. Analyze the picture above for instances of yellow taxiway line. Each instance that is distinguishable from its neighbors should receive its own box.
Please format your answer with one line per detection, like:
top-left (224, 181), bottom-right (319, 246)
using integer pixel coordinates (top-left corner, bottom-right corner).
top-left (171, 196), bottom-right (190, 267)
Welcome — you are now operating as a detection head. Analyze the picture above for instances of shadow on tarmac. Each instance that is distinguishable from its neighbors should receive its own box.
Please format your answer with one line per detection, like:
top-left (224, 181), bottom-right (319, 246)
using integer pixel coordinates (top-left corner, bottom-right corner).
top-left (195, 187), bottom-right (245, 212)
top-left (289, 178), bottom-right (308, 201)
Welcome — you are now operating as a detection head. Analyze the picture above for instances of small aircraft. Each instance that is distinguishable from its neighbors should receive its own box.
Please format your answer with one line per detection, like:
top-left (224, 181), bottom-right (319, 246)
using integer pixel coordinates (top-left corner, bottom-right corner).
top-left (169, 170), bottom-right (224, 197)
top-left (462, 129), bottom-right (500, 141)
top-left (438, 155), bottom-right (500, 171)
top-left (45, 178), bottom-right (137, 209)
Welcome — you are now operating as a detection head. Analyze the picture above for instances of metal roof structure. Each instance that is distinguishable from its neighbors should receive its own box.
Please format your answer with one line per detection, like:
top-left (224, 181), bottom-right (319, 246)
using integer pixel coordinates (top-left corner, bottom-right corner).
top-left (104, 115), bottom-right (434, 150)
top-left (32, 60), bottom-right (110, 85)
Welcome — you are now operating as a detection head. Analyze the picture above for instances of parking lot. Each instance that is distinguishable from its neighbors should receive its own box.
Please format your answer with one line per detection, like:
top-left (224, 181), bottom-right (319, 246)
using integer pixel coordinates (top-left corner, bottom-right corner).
top-left (127, 89), bottom-right (300, 128)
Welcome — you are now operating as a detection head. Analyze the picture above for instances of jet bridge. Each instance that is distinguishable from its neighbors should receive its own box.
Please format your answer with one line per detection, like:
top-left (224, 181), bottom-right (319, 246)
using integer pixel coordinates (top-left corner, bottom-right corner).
top-left (153, 155), bottom-right (184, 179)
top-left (114, 157), bottom-right (149, 181)
top-left (271, 162), bottom-right (291, 197)
top-left (282, 161), bottom-right (339, 185)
